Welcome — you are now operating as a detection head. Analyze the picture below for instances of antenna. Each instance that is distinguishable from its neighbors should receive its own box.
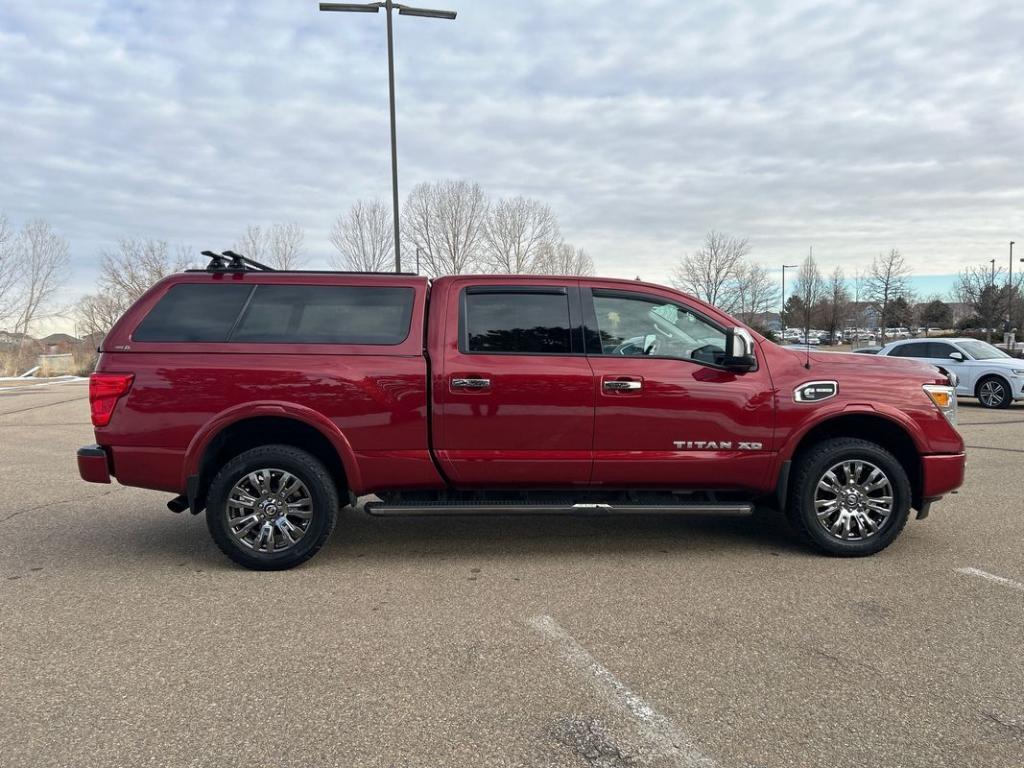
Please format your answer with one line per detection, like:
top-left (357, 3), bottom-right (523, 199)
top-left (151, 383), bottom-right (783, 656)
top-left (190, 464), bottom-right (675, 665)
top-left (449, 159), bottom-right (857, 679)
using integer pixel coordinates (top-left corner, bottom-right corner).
top-left (804, 246), bottom-right (812, 369)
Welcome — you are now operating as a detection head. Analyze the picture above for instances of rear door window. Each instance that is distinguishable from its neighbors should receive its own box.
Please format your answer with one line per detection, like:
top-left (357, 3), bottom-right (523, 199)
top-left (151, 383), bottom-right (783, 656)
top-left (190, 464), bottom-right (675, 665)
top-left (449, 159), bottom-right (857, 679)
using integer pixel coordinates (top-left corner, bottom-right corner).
top-left (928, 342), bottom-right (959, 359)
top-left (889, 342), bottom-right (929, 358)
top-left (133, 284), bottom-right (252, 342)
top-left (462, 289), bottom-right (573, 354)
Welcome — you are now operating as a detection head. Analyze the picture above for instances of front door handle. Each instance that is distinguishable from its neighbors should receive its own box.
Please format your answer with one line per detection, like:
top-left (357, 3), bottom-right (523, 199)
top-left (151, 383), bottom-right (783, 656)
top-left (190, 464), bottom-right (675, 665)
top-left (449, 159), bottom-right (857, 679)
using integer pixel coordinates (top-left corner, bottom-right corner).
top-left (603, 380), bottom-right (642, 391)
top-left (451, 377), bottom-right (491, 390)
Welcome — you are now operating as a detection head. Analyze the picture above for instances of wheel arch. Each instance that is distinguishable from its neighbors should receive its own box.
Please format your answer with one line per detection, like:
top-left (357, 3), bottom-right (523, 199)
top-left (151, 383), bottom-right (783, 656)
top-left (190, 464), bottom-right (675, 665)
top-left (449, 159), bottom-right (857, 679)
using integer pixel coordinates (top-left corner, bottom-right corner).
top-left (974, 372), bottom-right (1012, 399)
top-left (183, 403), bottom-right (362, 511)
top-left (780, 410), bottom-right (924, 511)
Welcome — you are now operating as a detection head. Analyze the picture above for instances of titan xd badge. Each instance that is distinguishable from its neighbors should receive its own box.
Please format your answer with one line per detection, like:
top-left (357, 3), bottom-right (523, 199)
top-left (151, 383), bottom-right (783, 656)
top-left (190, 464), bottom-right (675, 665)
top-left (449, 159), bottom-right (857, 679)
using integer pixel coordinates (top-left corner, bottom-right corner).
top-left (794, 381), bottom-right (838, 403)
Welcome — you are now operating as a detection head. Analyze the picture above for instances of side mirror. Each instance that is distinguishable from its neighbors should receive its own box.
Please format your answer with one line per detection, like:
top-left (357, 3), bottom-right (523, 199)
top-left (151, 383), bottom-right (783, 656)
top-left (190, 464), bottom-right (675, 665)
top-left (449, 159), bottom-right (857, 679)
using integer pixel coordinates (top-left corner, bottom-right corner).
top-left (724, 327), bottom-right (756, 372)
top-left (948, 351), bottom-right (965, 362)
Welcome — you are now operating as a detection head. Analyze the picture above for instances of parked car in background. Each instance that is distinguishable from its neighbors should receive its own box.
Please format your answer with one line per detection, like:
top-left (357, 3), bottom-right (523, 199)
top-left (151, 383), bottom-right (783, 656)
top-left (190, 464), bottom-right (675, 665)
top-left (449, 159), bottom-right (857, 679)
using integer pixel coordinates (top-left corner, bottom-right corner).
top-left (877, 338), bottom-right (1024, 409)
top-left (853, 346), bottom-right (883, 354)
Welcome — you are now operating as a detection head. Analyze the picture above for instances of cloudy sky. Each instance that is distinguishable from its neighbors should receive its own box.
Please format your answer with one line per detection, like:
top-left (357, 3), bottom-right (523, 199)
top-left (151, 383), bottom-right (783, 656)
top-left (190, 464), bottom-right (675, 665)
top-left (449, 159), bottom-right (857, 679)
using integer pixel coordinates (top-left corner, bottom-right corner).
top-left (2, 0), bottom-right (1022, 315)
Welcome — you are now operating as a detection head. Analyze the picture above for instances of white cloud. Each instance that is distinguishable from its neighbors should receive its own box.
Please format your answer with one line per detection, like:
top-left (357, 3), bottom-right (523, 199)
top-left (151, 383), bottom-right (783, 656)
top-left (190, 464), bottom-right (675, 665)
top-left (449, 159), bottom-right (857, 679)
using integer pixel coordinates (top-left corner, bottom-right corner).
top-left (1, 0), bottom-right (1022, 304)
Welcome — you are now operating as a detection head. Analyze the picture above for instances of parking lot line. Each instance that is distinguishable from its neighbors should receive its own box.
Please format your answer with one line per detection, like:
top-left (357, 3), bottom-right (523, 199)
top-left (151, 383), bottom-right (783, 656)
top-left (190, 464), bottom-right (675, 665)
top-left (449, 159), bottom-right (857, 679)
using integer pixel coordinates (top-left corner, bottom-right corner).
top-left (529, 614), bottom-right (717, 768)
top-left (955, 567), bottom-right (1024, 592)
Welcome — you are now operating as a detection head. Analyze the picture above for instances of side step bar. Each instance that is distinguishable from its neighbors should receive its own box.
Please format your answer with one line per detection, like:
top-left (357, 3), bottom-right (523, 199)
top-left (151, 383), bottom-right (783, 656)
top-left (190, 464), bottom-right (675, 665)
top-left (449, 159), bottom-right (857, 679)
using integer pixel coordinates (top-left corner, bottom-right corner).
top-left (364, 501), bottom-right (753, 517)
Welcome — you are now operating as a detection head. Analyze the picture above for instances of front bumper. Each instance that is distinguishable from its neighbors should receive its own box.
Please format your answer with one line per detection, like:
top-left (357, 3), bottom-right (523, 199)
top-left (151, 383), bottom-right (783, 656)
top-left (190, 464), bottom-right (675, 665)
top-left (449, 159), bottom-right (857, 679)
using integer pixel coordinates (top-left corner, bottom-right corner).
top-left (78, 444), bottom-right (111, 484)
top-left (921, 453), bottom-right (966, 498)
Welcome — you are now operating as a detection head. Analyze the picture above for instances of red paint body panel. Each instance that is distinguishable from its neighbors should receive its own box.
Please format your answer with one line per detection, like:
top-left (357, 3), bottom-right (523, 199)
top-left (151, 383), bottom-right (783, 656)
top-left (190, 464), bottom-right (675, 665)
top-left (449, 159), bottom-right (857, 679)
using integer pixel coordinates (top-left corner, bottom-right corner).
top-left (80, 270), bottom-right (966, 510)
top-left (922, 453), bottom-right (967, 498)
top-left (430, 277), bottom-right (594, 486)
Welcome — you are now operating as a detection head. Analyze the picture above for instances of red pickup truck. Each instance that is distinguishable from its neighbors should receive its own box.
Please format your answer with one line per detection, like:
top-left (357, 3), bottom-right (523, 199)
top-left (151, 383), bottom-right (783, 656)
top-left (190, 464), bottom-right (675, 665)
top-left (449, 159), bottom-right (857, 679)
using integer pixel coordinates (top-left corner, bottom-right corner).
top-left (78, 260), bottom-right (965, 569)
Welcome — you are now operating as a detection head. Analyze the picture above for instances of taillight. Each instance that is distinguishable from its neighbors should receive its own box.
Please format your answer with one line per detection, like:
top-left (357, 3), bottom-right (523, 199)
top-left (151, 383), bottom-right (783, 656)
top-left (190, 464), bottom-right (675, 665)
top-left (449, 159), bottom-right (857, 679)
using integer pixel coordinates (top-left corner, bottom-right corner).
top-left (89, 373), bottom-right (134, 427)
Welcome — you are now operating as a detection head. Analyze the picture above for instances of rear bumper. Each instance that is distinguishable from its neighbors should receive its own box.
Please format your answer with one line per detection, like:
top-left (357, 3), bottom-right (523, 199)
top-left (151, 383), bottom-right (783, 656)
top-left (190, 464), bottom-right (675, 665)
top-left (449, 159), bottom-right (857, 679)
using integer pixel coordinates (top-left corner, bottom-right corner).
top-left (77, 444), bottom-right (112, 484)
top-left (921, 453), bottom-right (966, 498)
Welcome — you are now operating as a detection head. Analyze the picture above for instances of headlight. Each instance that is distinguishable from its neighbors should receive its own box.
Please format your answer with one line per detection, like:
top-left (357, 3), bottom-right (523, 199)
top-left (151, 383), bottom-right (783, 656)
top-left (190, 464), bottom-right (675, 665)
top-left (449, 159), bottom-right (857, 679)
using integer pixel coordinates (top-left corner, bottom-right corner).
top-left (923, 384), bottom-right (957, 426)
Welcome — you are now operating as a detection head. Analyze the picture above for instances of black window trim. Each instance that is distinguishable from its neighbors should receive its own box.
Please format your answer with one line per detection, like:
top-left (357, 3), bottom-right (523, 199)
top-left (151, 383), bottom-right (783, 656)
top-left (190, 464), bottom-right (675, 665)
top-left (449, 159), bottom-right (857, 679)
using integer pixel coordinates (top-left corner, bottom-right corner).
top-left (457, 285), bottom-right (585, 357)
top-left (582, 287), bottom-right (757, 372)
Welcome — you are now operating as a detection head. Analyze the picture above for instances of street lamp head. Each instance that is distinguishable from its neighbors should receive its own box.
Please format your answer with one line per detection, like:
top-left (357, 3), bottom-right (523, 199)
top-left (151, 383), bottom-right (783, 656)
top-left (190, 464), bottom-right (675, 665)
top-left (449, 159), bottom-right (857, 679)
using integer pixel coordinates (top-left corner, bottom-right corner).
top-left (398, 6), bottom-right (457, 19)
top-left (783, 264), bottom-right (798, 269)
top-left (319, 2), bottom-right (383, 11)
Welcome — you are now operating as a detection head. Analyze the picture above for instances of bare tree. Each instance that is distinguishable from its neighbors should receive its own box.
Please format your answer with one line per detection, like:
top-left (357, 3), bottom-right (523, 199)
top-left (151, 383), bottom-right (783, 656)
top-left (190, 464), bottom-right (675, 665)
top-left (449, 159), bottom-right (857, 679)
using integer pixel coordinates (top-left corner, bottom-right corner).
top-left (75, 291), bottom-right (128, 341)
top-left (866, 249), bottom-right (909, 343)
top-left (99, 238), bottom-right (192, 304)
top-left (11, 220), bottom-right (70, 335)
top-left (235, 223), bottom-right (306, 270)
top-left (791, 249), bottom-right (824, 332)
top-left (0, 215), bottom-right (18, 329)
top-left (733, 262), bottom-right (778, 324)
top-left (328, 200), bottom-right (394, 272)
top-left (402, 180), bottom-right (489, 277)
top-left (482, 196), bottom-right (560, 274)
top-left (670, 231), bottom-right (750, 312)
top-left (955, 264), bottom-right (1017, 342)
top-left (822, 266), bottom-right (850, 343)
top-left (533, 241), bottom-right (595, 276)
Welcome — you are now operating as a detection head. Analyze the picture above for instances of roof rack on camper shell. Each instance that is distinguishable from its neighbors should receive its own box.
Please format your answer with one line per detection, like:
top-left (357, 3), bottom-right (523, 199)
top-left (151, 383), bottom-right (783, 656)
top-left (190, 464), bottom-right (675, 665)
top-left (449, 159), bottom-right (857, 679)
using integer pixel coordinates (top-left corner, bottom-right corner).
top-left (192, 250), bottom-right (419, 276)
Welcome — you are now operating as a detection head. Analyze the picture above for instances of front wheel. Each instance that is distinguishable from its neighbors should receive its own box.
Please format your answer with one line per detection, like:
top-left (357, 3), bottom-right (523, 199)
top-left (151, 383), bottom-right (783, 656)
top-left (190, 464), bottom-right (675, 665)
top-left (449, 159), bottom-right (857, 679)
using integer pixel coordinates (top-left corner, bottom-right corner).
top-left (787, 437), bottom-right (911, 557)
top-left (977, 376), bottom-right (1012, 409)
top-left (206, 445), bottom-right (339, 570)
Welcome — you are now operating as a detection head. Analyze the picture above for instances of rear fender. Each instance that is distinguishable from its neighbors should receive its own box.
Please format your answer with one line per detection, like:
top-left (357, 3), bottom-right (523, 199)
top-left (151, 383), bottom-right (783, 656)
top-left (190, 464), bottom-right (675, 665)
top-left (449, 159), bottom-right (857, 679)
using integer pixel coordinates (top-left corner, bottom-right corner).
top-left (182, 401), bottom-right (363, 493)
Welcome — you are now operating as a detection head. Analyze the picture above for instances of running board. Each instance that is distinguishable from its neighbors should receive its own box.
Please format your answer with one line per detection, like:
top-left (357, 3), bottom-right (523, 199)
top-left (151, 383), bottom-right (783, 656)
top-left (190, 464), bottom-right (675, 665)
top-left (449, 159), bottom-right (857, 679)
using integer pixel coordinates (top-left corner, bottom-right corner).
top-left (364, 501), bottom-right (753, 517)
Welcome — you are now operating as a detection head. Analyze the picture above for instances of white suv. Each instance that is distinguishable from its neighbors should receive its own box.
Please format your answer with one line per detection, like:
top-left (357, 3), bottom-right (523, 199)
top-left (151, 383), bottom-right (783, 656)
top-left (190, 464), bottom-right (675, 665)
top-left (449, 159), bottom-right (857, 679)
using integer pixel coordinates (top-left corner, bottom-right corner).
top-left (878, 338), bottom-right (1024, 409)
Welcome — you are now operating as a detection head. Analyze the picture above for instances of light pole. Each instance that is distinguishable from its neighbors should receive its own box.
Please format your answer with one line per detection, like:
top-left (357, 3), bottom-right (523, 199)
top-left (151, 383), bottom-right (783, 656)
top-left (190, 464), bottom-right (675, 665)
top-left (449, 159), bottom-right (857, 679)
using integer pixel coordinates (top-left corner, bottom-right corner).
top-left (780, 264), bottom-right (798, 338)
top-left (1008, 241), bottom-right (1015, 334)
top-left (319, 1), bottom-right (456, 274)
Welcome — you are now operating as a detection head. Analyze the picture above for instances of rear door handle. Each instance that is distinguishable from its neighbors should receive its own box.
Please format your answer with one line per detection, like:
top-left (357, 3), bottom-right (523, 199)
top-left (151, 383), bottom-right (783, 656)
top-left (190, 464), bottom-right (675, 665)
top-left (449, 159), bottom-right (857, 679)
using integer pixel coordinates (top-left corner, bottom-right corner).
top-left (451, 377), bottom-right (491, 390)
top-left (603, 380), bottom-right (642, 391)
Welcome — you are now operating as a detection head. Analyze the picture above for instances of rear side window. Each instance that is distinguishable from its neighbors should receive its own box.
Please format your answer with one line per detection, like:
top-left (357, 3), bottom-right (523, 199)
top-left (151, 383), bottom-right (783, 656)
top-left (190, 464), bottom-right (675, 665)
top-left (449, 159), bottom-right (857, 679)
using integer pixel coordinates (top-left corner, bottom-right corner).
top-left (462, 289), bottom-right (572, 354)
top-left (133, 283), bottom-right (414, 345)
top-left (232, 285), bottom-right (413, 345)
top-left (133, 284), bottom-right (252, 342)
top-left (889, 342), bottom-right (928, 357)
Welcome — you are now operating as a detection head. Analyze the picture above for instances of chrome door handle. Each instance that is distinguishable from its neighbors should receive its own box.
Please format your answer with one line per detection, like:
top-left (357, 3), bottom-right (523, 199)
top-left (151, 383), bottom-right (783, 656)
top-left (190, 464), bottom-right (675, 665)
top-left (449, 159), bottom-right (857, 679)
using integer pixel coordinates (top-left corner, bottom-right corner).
top-left (603, 380), bottom-right (642, 391)
top-left (451, 377), bottom-right (491, 390)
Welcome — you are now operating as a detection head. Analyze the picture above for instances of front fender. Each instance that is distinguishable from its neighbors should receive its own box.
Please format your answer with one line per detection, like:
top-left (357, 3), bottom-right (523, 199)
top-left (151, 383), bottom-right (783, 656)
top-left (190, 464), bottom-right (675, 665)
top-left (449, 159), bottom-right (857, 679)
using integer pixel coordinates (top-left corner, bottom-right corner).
top-left (181, 400), bottom-right (364, 493)
top-left (777, 402), bottom-right (928, 464)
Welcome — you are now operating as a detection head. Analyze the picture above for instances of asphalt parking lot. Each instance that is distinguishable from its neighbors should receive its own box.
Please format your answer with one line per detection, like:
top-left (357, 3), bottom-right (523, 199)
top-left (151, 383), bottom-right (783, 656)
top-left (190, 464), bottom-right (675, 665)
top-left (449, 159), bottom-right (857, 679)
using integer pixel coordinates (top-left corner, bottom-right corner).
top-left (1, 381), bottom-right (1022, 768)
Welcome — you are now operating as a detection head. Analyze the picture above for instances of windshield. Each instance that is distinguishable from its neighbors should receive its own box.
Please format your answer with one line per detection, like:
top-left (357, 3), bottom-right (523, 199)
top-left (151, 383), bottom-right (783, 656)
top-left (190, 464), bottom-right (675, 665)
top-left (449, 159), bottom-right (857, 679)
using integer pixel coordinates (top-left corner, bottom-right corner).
top-left (957, 340), bottom-right (1010, 360)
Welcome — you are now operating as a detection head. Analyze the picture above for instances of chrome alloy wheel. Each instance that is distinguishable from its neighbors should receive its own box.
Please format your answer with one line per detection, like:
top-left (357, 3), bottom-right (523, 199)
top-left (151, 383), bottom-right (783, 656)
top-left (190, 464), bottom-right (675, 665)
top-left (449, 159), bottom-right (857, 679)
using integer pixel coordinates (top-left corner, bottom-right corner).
top-left (979, 380), bottom-right (1006, 408)
top-left (225, 469), bottom-right (313, 554)
top-left (813, 460), bottom-right (894, 541)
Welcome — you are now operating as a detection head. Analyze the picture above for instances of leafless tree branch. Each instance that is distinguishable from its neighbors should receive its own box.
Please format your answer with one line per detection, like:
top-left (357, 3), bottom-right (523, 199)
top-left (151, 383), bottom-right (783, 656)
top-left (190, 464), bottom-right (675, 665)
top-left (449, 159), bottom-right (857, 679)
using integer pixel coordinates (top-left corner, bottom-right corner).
top-left (328, 200), bottom-right (394, 272)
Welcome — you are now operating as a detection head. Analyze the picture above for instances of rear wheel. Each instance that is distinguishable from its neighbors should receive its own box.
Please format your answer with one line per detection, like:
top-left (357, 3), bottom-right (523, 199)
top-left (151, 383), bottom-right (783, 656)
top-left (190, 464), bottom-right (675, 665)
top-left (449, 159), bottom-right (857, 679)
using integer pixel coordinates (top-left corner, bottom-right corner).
top-left (206, 445), bottom-right (339, 570)
top-left (787, 437), bottom-right (911, 556)
top-left (977, 376), bottom-right (1011, 409)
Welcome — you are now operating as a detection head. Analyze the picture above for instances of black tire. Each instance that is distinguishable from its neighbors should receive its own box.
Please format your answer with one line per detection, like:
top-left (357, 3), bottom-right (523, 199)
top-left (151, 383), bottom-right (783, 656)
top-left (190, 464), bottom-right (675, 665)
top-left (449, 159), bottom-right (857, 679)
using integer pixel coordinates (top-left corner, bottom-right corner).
top-left (206, 445), bottom-right (339, 570)
top-left (786, 437), bottom-right (911, 557)
top-left (976, 375), bottom-right (1012, 409)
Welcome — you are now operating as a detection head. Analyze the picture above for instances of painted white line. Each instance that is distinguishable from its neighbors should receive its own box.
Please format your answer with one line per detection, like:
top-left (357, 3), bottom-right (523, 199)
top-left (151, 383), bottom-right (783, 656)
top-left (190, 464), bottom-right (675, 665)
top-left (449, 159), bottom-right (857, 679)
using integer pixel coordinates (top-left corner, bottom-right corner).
top-left (529, 614), bottom-right (717, 768)
top-left (0, 376), bottom-right (86, 393)
top-left (956, 567), bottom-right (1024, 592)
